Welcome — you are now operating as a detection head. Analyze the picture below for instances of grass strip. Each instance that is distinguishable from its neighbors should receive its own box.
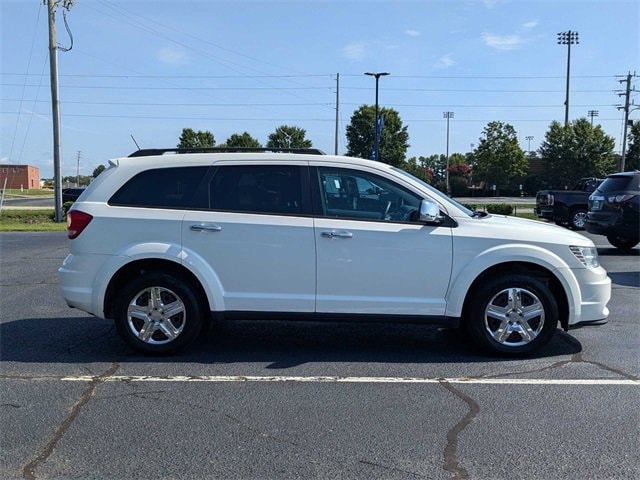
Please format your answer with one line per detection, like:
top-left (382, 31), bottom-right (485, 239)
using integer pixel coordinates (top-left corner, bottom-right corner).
top-left (0, 209), bottom-right (66, 231)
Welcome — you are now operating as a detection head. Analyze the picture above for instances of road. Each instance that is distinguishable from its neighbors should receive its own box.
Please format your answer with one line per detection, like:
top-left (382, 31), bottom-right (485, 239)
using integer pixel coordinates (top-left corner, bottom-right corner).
top-left (1, 231), bottom-right (638, 479)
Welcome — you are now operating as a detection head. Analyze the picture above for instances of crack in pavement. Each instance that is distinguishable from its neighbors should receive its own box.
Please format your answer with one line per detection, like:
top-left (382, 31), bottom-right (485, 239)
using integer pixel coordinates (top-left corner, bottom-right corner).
top-left (439, 381), bottom-right (480, 480)
top-left (21, 363), bottom-right (120, 480)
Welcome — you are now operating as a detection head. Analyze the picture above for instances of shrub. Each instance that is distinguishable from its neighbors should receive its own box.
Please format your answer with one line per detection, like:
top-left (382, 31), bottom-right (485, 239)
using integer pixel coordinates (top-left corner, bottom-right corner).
top-left (486, 204), bottom-right (513, 215)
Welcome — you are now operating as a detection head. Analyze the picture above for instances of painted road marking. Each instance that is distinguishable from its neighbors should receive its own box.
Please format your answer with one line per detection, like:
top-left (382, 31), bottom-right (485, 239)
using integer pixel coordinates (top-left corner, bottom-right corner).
top-left (55, 375), bottom-right (640, 385)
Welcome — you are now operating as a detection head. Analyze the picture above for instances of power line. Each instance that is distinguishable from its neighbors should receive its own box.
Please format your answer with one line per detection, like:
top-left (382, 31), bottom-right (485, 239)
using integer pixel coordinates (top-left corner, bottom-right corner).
top-left (0, 83), bottom-right (331, 91)
top-left (0, 111), bottom-right (623, 123)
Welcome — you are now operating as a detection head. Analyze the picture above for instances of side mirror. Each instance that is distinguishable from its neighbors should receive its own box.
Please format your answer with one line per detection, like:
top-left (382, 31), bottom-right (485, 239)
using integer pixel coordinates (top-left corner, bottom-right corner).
top-left (419, 199), bottom-right (443, 224)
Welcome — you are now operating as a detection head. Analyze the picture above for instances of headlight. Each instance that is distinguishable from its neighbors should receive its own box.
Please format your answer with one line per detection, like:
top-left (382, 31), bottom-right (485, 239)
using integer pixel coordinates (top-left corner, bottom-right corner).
top-left (570, 246), bottom-right (599, 268)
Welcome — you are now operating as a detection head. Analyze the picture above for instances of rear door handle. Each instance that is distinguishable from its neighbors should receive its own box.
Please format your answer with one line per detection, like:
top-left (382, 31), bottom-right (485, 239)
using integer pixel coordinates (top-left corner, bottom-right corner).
top-left (190, 224), bottom-right (222, 232)
top-left (321, 230), bottom-right (353, 239)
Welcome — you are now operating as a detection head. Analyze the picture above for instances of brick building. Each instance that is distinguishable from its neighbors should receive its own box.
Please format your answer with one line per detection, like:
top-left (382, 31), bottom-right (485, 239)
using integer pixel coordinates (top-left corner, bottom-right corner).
top-left (0, 164), bottom-right (41, 190)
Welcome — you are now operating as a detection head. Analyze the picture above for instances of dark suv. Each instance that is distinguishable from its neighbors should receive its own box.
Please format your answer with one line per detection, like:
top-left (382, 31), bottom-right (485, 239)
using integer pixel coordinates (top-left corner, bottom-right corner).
top-left (587, 171), bottom-right (639, 250)
top-left (62, 187), bottom-right (86, 203)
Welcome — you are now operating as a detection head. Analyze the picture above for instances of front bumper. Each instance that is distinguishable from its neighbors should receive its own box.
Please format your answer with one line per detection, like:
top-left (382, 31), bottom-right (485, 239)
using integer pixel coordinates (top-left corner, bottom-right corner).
top-left (565, 265), bottom-right (611, 326)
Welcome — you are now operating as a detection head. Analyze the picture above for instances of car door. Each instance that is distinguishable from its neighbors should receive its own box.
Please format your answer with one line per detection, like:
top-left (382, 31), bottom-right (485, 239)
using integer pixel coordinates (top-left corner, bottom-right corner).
top-left (312, 165), bottom-right (453, 316)
top-left (182, 162), bottom-right (316, 313)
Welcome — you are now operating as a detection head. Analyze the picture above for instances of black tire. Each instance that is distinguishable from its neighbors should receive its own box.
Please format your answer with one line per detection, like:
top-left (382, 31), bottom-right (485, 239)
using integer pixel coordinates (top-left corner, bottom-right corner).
top-left (606, 235), bottom-right (639, 250)
top-left (569, 209), bottom-right (587, 230)
top-left (464, 274), bottom-right (558, 356)
top-left (114, 272), bottom-right (205, 354)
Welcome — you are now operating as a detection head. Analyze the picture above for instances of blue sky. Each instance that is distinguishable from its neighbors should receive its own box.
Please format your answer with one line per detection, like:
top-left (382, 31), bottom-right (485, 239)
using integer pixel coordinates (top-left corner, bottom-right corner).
top-left (1, 0), bottom-right (638, 178)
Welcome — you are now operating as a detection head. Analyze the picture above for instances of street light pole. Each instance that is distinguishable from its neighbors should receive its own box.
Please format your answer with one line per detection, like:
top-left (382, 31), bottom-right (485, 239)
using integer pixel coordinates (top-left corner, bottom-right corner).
top-left (364, 72), bottom-right (390, 161)
top-left (557, 31), bottom-right (579, 127)
top-left (443, 111), bottom-right (454, 195)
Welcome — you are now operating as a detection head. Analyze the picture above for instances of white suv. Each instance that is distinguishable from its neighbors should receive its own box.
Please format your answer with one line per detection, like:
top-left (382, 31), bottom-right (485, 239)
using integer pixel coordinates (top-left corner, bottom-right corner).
top-left (59, 148), bottom-right (611, 355)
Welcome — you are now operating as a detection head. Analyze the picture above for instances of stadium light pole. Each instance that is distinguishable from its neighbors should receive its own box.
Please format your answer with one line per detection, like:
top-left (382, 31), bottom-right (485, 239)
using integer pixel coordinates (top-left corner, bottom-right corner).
top-left (557, 31), bottom-right (579, 127)
top-left (443, 111), bottom-right (454, 195)
top-left (364, 72), bottom-right (390, 160)
top-left (525, 135), bottom-right (534, 154)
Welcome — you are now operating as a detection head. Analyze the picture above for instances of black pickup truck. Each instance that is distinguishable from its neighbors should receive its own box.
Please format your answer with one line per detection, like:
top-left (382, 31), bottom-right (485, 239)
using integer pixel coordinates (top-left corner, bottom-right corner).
top-left (535, 177), bottom-right (603, 230)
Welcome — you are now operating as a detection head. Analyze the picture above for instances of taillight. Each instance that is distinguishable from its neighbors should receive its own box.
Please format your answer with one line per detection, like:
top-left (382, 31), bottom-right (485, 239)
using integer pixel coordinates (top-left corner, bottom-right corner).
top-left (607, 194), bottom-right (635, 204)
top-left (67, 210), bottom-right (93, 239)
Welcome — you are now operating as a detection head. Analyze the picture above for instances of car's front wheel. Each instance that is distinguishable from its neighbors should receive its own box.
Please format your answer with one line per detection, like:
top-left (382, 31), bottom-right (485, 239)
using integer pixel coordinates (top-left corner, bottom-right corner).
top-left (464, 274), bottom-right (558, 355)
top-left (114, 272), bottom-right (205, 354)
top-left (606, 235), bottom-right (639, 251)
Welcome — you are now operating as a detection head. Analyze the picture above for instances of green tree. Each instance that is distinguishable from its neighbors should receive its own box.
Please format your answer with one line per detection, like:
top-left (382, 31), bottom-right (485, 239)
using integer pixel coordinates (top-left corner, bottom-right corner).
top-left (223, 132), bottom-right (262, 148)
top-left (93, 164), bottom-right (106, 178)
top-left (539, 119), bottom-right (616, 187)
top-left (177, 128), bottom-right (215, 148)
top-left (345, 105), bottom-right (409, 167)
top-left (625, 121), bottom-right (640, 171)
top-left (402, 156), bottom-right (433, 184)
top-left (473, 121), bottom-right (528, 193)
top-left (266, 125), bottom-right (312, 149)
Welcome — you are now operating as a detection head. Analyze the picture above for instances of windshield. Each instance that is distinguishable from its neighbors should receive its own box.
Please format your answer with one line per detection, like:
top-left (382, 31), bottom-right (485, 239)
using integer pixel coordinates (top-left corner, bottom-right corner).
top-left (391, 167), bottom-right (475, 217)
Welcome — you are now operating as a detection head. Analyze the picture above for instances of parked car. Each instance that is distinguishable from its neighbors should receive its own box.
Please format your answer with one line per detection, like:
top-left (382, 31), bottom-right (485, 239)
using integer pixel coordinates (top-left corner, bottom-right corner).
top-left (586, 171), bottom-right (640, 250)
top-left (535, 177), bottom-right (603, 230)
top-left (58, 148), bottom-right (611, 356)
top-left (62, 187), bottom-right (86, 203)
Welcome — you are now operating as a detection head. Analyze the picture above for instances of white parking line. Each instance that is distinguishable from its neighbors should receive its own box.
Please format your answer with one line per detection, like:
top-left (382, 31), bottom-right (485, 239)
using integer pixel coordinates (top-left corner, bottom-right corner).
top-left (59, 375), bottom-right (640, 385)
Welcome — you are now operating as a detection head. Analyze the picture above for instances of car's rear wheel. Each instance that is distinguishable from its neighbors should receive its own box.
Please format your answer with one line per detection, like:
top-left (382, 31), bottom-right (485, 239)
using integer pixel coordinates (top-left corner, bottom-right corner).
top-left (464, 274), bottom-right (558, 355)
top-left (606, 235), bottom-right (639, 250)
top-left (569, 209), bottom-right (587, 230)
top-left (114, 272), bottom-right (204, 354)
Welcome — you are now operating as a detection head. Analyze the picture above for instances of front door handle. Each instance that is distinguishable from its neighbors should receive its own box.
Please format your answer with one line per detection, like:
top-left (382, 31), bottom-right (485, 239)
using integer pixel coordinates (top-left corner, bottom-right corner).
top-left (190, 224), bottom-right (222, 232)
top-left (321, 230), bottom-right (353, 239)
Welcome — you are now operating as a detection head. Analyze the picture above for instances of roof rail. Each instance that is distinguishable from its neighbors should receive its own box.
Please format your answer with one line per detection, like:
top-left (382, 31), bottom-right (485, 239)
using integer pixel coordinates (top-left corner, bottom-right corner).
top-left (128, 147), bottom-right (326, 157)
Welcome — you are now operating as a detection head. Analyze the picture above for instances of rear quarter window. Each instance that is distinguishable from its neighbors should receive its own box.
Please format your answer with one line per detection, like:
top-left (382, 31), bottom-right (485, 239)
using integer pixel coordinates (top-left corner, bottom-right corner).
top-left (109, 166), bottom-right (209, 209)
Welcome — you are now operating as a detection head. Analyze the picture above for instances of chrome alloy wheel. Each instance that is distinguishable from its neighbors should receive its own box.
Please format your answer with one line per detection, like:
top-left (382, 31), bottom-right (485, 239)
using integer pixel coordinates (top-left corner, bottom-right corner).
top-left (127, 286), bottom-right (186, 345)
top-left (571, 210), bottom-right (587, 229)
top-left (484, 287), bottom-right (545, 347)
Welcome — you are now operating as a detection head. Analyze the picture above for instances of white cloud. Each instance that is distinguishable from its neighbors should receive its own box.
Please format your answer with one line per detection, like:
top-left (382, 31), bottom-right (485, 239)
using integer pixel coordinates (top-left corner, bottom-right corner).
top-left (522, 20), bottom-right (539, 30)
top-left (404, 29), bottom-right (420, 37)
top-left (342, 42), bottom-right (368, 61)
top-left (157, 46), bottom-right (188, 66)
top-left (481, 32), bottom-right (525, 51)
top-left (435, 54), bottom-right (456, 69)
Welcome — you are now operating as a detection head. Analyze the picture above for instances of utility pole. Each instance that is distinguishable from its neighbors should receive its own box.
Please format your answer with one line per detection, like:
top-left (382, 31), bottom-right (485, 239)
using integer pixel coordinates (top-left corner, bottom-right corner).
top-left (45, 0), bottom-right (74, 222)
top-left (557, 31), bottom-right (579, 127)
top-left (587, 110), bottom-right (599, 126)
top-left (47, 0), bottom-right (63, 221)
top-left (334, 73), bottom-right (339, 155)
top-left (75, 150), bottom-right (82, 187)
top-left (616, 71), bottom-right (637, 172)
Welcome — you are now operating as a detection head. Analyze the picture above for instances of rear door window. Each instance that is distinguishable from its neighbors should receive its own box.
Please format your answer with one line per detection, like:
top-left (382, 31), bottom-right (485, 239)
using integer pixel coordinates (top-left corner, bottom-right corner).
top-left (209, 165), bottom-right (305, 215)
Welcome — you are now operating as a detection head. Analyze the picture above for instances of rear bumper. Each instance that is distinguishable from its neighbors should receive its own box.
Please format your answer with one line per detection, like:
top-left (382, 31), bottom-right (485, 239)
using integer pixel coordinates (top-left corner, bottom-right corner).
top-left (58, 253), bottom-right (112, 317)
top-left (586, 216), bottom-right (639, 240)
top-left (535, 207), bottom-right (554, 220)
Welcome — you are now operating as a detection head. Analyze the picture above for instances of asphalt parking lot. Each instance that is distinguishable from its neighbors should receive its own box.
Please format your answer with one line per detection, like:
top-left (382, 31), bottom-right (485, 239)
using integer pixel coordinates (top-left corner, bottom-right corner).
top-left (1, 231), bottom-right (638, 480)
